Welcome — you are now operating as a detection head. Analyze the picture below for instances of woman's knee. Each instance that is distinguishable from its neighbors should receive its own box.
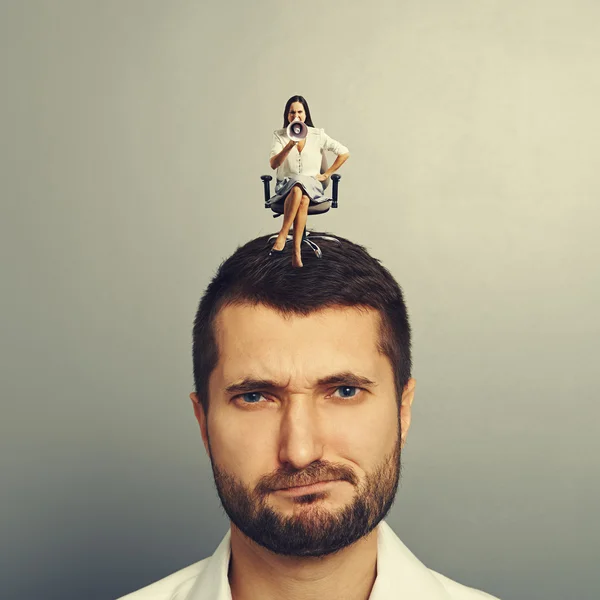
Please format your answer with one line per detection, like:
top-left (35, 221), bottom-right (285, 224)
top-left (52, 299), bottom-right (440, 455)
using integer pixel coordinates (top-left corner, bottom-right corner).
top-left (300, 195), bottom-right (310, 208)
top-left (285, 188), bottom-right (301, 204)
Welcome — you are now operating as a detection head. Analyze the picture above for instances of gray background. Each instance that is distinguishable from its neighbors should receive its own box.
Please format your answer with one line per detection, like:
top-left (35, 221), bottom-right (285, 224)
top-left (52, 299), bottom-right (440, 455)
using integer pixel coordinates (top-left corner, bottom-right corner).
top-left (1, 1), bottom-right (598, 599)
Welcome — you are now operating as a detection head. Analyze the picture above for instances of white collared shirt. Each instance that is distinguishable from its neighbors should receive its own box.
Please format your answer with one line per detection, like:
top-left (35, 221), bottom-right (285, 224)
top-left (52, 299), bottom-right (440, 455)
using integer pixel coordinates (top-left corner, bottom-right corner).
top-left (270, 126), bottom-right (349, 181)
top-left (117, 521), bottom-right (500, 599)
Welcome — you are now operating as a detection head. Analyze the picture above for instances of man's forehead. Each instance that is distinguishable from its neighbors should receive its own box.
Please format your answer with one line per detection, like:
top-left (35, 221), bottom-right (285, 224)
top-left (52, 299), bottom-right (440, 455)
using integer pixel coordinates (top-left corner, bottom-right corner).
top-left (215, 302), bottom-right (383, 333)
top-left (212, 302), bottom-right (386, 384)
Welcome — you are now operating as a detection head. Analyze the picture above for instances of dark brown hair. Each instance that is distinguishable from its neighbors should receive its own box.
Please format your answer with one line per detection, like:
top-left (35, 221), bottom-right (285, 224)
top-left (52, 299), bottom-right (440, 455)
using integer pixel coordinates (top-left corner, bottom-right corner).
top-left (192, 233), bottom-right (411, 414)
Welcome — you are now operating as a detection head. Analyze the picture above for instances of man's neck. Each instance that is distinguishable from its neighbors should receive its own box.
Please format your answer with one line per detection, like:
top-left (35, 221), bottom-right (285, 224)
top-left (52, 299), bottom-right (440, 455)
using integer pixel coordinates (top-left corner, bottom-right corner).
top-left (228, 525), bottom-right (379, 600)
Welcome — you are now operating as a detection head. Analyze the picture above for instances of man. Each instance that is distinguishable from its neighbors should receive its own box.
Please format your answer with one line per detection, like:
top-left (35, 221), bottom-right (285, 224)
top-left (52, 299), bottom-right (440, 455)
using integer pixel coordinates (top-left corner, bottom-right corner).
top-left (119, 233), bottom-right (500, 600)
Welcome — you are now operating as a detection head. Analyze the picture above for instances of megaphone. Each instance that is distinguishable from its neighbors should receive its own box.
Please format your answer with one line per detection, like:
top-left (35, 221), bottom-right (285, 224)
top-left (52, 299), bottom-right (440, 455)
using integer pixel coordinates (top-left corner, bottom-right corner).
top-left (287, 119), bottom-right (308, 142)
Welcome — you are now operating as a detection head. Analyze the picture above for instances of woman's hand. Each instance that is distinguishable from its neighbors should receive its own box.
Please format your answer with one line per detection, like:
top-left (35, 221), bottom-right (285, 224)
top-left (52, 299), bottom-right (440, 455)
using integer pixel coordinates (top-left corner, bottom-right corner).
top-left (316, 173), bottom-right (329, 182)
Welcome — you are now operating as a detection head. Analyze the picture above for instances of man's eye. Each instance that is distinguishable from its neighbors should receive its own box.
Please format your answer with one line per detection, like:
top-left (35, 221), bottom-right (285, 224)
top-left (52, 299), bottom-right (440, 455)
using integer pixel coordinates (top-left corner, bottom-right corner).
top-left (332, 386), bottom-right (360, 399)
top-left (240, 392), bottom-right (265, 404)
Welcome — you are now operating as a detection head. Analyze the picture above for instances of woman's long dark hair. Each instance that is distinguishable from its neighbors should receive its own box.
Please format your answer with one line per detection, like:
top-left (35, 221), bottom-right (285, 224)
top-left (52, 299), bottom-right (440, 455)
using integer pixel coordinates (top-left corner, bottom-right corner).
top-left (282, 95), bottom-right (315, 128)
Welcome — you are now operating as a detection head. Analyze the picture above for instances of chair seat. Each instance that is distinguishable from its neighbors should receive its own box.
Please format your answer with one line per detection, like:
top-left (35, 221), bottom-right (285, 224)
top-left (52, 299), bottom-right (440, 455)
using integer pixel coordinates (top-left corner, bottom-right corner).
top-left (268, 198), bottom-right (332, 215)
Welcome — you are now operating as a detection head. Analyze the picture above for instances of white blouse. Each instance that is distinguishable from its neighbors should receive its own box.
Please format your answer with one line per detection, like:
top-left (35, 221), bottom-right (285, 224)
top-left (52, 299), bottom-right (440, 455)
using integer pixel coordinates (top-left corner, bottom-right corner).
top-left (269, 126), bottom-right (349, 181)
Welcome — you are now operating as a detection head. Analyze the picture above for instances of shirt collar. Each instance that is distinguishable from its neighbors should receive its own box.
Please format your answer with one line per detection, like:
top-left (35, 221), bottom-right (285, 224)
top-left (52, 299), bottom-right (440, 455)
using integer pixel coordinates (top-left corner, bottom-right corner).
top-left (184, 520), bottom-right (451, 600)
top-left (369, 521), bottom-right (451, 599)
top-left (183, 530), bottom-right (232, 600)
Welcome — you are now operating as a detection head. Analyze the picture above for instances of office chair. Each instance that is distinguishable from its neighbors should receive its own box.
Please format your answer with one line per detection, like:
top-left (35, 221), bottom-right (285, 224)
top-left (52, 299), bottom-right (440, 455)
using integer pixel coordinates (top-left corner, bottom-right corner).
top-left (260, 156), bottom-right (342, 258)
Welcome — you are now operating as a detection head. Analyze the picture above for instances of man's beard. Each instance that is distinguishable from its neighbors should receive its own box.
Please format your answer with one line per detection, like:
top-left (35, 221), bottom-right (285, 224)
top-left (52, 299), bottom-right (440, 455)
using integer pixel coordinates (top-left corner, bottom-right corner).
top-left (208, 431), bottom-right (401, 557)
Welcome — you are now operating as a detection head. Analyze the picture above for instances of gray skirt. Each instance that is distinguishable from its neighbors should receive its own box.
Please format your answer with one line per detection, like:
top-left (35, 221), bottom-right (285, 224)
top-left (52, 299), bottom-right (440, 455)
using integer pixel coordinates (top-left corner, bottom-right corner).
top-left (269, 174), bottom-right (328, 206)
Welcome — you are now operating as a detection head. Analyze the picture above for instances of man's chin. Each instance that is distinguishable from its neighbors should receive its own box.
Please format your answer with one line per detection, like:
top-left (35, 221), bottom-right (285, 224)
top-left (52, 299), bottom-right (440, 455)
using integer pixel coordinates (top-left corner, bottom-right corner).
top-left (265, 501), bottom-right (349, 532)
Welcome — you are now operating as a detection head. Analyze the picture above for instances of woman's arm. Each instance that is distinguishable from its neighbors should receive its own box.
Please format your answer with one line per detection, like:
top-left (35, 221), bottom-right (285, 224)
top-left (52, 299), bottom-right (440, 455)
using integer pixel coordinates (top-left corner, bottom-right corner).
top-left (316, 152), bottom-right (350, 181)
top-left (316, 129), bottom-right (350, 180)
top-left (269, 136), bottom-right (298, 170)
top-left (324, 152), bottom-right (350, 176)
top-left (270, 140), bottom-right (297, 170)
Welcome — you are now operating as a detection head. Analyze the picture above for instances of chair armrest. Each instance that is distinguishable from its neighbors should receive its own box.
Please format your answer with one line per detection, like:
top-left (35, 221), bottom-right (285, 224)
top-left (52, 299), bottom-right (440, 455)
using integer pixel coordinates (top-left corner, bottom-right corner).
top-left (260, 175), bottom-right (272, 206)
top-left (331, 174), bottom-right (341, 208)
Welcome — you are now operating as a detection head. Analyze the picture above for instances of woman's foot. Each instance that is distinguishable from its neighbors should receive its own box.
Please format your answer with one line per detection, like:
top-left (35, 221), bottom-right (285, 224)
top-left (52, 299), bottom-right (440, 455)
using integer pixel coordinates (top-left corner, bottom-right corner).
top-left (292, 249), bottom-right (303, 268)
top-left (271, 236), bottom-right (287, 252)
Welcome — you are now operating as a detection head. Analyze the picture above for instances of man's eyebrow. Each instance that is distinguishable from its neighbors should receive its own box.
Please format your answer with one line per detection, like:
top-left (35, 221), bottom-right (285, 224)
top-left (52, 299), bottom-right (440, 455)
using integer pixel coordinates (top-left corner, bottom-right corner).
top-left (224, 372), bottom-right (377, 394)
top-left (316, 372), bottom-right (377, 388)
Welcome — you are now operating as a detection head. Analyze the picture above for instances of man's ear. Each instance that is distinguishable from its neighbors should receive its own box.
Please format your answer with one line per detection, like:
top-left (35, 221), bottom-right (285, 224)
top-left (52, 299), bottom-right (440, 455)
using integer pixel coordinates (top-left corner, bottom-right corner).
top-left (400, 378), bottom-right (416, 449)
top-left (190, 392), bottom-right (210, 455)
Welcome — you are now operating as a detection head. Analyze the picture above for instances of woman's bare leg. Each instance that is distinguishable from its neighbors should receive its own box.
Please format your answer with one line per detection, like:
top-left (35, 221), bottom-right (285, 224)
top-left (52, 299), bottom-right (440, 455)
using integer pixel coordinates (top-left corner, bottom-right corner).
top-left (272, 185), bottom-right (303, 250)
top-left (292, 195), bottom-right (310, 268)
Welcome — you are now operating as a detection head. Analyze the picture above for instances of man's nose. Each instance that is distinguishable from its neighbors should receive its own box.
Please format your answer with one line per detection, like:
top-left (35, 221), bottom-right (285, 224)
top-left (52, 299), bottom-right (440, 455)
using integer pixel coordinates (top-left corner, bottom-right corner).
top-left (277, 400), bottom-right (325, 470)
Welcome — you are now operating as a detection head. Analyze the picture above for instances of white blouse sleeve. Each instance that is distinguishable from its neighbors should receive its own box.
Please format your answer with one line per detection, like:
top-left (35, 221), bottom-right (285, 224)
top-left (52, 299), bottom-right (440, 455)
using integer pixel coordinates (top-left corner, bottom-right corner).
top-left (270, 130), bottom-right (285, 158)
top-left (320, 128), bottom-right (349, 155)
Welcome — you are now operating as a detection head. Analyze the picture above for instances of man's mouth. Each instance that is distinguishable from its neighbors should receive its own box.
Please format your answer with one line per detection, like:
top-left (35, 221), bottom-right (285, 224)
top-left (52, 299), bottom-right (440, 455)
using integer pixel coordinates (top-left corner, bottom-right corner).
top-left (273, 479), bottom-right (341, 497)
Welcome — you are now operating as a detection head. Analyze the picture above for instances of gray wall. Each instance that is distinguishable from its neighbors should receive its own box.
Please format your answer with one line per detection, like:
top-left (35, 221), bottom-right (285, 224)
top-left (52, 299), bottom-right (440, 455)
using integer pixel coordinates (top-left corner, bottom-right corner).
top-left (1, 1), bottom-right (598, 599)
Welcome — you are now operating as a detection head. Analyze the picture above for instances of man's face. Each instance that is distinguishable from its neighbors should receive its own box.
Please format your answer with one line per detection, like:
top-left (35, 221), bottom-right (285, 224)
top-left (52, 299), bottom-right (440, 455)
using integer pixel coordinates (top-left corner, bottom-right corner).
top-left (192, 303), bottom-right (414, 557)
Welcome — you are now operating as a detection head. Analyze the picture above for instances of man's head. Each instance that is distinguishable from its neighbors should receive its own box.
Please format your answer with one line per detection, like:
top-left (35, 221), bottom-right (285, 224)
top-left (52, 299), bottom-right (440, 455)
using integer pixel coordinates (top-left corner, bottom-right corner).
top-left (191, 234), bottom-right (415, 557)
